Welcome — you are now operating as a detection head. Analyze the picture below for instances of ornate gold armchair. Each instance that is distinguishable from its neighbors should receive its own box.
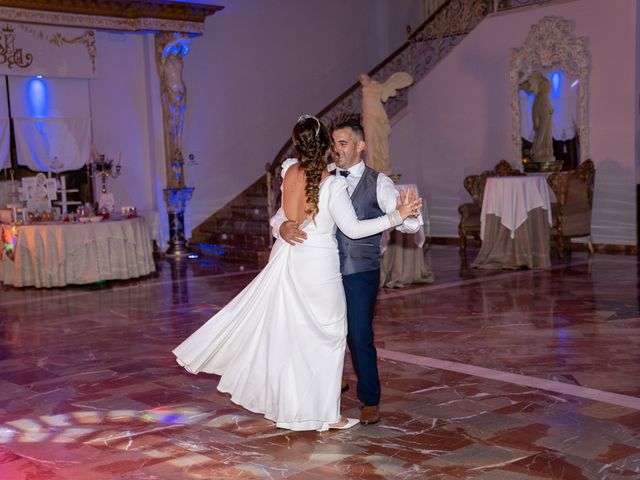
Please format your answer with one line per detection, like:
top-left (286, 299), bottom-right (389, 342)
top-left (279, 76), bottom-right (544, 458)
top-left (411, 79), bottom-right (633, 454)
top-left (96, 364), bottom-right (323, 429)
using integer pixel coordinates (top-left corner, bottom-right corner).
top-left (546, 159), bottom-right (595, 255)
top-left (458, 160), bottom-right (523, 251)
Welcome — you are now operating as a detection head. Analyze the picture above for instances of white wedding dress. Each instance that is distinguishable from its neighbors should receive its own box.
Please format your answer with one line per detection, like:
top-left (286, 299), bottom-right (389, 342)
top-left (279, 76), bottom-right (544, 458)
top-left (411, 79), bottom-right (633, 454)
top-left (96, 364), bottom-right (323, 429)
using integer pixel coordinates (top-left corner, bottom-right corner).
top-left (173, 159), bottom-right (397, 431)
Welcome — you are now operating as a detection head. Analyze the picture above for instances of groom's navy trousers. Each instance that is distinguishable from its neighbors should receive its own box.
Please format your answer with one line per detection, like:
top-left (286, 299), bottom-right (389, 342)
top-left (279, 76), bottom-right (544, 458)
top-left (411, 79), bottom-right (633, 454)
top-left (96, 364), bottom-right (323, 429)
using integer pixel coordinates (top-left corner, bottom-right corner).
top-left (342, 268), bottom-right (381, 407)
top-left (336, 165), bottom-right (385, 407)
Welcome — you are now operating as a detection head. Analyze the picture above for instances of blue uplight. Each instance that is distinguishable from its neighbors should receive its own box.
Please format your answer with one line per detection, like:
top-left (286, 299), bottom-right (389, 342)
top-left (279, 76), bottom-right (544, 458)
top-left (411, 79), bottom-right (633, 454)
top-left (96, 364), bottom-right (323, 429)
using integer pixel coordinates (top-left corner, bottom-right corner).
top-left (27, 77), bottom-right (49, 118)
top-left (550, 71), bottom-right (561, 100)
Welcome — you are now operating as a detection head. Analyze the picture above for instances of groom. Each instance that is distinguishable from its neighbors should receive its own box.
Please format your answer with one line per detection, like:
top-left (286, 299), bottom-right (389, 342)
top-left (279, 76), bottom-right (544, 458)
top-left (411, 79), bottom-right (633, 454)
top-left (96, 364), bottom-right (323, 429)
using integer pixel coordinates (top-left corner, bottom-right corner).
top-left (272, 115), bottom-right (422, 425)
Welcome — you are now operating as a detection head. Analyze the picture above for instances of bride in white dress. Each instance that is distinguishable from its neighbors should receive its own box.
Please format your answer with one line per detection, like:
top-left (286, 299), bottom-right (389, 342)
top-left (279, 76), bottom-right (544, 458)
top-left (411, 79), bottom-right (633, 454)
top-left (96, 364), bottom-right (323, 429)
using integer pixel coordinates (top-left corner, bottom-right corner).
top-left (173, 115), bottom-right (421, 432)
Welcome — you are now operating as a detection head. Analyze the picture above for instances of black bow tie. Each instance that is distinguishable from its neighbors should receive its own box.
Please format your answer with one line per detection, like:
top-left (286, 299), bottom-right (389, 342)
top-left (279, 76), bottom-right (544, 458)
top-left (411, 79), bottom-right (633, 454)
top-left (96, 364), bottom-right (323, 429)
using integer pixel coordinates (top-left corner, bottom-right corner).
top-left (339, 170), bottom-right (350, 177)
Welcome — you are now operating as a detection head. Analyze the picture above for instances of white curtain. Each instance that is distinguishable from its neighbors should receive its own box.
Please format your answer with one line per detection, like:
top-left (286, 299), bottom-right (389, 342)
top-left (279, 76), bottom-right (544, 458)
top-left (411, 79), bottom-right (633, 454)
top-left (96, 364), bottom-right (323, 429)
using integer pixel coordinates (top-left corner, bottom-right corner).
top-left (0, 120), bottom-right (10, 170)
top-left (9, 76), bottom-right (91, 172)
top-left (13, 118), bottom-right (90, 171)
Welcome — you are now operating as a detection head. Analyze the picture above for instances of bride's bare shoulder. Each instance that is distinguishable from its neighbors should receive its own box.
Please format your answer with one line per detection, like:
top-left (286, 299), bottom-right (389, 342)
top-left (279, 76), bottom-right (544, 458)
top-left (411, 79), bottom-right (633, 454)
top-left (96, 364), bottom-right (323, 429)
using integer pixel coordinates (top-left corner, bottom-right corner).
top-left (286, 163), bottom-right (305, 176)
top-left (283, 163), bottom-right (305, 190)
top-left (284, 162), bottom-right (301, 177)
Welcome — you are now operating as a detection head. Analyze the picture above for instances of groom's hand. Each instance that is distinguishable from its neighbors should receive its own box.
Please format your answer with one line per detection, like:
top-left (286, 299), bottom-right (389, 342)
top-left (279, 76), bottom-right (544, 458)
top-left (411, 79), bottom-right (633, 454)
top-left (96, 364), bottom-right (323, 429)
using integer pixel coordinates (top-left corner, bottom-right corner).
top-left (280, 220), bottom-right (307, 245)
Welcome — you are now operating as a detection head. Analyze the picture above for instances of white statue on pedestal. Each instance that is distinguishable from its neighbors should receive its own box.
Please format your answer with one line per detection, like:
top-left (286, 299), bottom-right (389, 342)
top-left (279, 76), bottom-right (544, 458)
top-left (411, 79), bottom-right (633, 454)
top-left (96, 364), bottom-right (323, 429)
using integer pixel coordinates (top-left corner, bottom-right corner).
top-left (359, 72), bottom-right (413, 175)
top-left (156, 32), bottom-right (192, 189)
top-left (521, 71), bottom-right (555, 163)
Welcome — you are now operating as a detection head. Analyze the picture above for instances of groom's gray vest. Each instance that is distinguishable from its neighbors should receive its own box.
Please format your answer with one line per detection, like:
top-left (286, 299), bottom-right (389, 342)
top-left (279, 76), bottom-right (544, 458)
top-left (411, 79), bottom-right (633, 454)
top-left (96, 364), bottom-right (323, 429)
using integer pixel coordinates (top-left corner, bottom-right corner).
top-left (336, 166), bottom-right (384, 276)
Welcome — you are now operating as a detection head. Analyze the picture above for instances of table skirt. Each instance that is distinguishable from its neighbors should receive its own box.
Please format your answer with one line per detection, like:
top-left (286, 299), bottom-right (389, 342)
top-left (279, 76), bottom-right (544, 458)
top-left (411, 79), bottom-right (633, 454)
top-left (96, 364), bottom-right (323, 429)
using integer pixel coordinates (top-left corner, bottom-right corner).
top-left (1, 217), bottom-right (155, 288)
top-left (471, 207), bottom-right (551, 270)
top-left (380, 230), bottom-right (435, 288)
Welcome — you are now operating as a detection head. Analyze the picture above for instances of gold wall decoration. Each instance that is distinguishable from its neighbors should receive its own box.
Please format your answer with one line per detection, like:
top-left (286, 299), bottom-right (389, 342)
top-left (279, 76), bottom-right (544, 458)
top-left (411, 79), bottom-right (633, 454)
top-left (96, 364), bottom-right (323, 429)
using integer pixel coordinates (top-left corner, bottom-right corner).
top-left (18, 24), bottom-right (96, 73)
top-left (0, 1), bottom-right (223, 36)
top-left (0, 0), bottom-right (221, 25)
top-left (0, 24), bottom-right (32, 68)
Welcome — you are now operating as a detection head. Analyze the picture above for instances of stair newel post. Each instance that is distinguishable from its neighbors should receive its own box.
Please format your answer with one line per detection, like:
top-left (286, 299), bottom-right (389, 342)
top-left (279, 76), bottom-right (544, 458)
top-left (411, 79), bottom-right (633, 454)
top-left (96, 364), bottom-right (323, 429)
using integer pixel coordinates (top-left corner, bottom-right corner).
top-left (155, 32), bottom-right (194, 257)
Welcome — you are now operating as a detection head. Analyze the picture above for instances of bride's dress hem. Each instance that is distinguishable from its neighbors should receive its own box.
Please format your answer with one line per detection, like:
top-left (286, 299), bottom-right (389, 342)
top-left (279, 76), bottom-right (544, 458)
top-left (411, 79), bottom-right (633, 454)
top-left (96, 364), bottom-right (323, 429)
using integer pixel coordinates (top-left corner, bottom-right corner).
top-left (174, 357), bottom-right (222, 376)
top-left (175, 356), bottom-right (339, 432)
top-left (220, 386), bottom-right (340, 432)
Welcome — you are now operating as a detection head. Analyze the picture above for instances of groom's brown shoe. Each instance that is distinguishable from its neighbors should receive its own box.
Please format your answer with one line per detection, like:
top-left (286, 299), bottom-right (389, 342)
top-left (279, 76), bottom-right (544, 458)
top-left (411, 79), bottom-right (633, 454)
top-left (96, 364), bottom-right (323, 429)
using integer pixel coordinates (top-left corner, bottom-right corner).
top-left (360, 405), bottom-right (380, 425)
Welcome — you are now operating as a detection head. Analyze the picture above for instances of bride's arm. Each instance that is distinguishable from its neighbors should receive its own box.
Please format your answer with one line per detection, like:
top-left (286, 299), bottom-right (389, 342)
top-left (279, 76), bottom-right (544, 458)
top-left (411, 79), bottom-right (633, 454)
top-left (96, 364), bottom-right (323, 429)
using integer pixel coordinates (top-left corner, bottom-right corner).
top-left (271, 159), bottom-right (298, 239)
top-left (270, 207), bottom-right (287, 239)
top-left (328, 179), bottom-right (403, 239)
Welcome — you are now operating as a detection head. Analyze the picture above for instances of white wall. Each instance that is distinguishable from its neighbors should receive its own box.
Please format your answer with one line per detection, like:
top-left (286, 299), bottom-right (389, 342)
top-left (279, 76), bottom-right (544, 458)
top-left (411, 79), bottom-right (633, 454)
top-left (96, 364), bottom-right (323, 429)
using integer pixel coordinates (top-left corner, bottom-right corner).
top-left (377, 0), bottom-right (423, 59)
top-left (88, 32), bottom-right (179, 248)
top-left (89, 32), bottom-right (160, 214)
top-left (181, 0), bottom-right (422, 234)
top-left (390, 0), bottom-right (638, 245)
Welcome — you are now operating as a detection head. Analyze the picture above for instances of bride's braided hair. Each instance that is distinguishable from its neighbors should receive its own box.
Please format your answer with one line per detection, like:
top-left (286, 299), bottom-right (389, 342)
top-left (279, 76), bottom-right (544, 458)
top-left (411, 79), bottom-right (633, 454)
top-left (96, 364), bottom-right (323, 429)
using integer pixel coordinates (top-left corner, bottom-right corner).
top-left (292, 115), bottom-right (332, 220)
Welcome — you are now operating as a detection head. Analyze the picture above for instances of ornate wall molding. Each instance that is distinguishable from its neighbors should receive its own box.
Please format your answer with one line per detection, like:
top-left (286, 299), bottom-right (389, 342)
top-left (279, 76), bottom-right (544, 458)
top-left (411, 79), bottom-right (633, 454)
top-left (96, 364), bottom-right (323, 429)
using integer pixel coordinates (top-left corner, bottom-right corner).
top-left (510, 16), bottom-right (590, 164)
top-left (0, 0), bottom-right (222, 22)
top-left (0, 22), bottom-right (97, 77)
top-left (18, 24), bottom-right (96, 73)
top-left (0, 1), bottom-right (223, 35)
top-left (0, 24), bottom-right (32, 68)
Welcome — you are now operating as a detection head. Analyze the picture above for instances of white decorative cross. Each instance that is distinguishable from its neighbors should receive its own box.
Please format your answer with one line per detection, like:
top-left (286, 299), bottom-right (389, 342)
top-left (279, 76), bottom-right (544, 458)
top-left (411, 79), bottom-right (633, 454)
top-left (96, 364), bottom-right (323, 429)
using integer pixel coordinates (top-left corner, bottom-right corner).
top-left (53, 175), bottom-right (80, 215)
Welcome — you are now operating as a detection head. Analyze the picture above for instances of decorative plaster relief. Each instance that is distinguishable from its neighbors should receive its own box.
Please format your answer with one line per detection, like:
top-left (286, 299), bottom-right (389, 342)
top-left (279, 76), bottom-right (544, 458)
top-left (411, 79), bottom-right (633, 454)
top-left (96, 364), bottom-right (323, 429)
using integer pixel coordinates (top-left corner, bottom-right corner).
top-left (0, 6), bottom-right (205, 35)
top-left (18, 24), bottom-right (96, 73)
top-left (0, 22), bottom-right (97, 77)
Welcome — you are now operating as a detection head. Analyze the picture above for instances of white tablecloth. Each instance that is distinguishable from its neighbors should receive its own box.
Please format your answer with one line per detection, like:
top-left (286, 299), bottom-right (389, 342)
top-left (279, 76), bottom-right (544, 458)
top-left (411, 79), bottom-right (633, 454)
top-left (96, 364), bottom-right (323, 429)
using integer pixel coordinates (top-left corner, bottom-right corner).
top-left (139, 210), bottom-right (166, 251)
top-left (0, 217), bottom-right (155, 288)
top-left (480, 176), bottom-right (552, 239)
top-left (473, 176), bottom-right (552, 270)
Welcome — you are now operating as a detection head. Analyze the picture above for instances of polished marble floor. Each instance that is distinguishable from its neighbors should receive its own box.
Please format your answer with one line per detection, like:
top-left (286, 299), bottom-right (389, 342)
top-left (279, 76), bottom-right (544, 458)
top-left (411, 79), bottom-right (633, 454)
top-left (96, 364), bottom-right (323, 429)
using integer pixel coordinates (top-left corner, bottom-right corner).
top-left (0, 245), bottom-right (639, 479)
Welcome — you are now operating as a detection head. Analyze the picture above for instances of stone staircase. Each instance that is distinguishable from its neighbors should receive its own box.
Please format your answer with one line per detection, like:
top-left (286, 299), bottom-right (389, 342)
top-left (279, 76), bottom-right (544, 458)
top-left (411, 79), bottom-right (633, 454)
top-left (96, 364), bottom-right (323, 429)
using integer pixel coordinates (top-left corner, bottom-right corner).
top-left (190, 176), bottom-right (272, 265)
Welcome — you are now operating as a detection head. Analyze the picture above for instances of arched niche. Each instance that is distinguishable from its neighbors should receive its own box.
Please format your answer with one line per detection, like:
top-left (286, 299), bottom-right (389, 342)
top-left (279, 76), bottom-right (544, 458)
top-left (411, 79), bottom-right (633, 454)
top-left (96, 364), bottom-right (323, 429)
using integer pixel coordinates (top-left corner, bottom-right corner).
top-left (510, 16), bottom-right (590, 170)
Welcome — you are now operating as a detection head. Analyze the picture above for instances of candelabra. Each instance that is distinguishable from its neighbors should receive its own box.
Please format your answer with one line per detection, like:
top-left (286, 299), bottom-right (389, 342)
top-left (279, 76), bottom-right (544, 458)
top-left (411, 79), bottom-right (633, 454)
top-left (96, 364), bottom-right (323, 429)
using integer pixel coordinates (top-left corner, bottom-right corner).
top-left (86, 154), bottom-right (122, 194)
